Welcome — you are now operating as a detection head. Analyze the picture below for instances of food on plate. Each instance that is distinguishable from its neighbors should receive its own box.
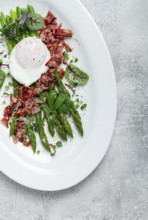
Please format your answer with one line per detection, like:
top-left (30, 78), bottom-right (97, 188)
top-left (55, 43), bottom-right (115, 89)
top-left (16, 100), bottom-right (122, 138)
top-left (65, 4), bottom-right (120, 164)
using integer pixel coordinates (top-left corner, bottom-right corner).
top-left (0, 5), bottom-right (89, 156)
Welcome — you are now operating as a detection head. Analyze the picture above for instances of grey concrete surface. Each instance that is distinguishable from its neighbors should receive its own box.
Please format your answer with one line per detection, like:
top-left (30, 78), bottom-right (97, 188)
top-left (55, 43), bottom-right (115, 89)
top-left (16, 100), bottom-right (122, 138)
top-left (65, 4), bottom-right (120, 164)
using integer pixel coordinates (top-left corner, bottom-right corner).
top-left (0, 0), bottom-right (148, 219)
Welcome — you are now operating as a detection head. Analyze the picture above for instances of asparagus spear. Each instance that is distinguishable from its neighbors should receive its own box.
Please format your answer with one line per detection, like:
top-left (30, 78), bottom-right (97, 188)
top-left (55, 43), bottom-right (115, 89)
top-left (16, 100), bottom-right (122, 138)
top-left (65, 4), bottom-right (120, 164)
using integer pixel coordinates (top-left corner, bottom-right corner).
top-left (52, 111), bottom-right (67, 141)
top-left (41, 103), bottom-right (55, 137)
top-left (0, 11), bottom-right (15, 52)
top-left (54, 70), bottom-right (84, 136)
top-left (0, 12), bottom-right (7, 27)
top-left (9, 115), bottom-right (17, 137)
top-left (16, 6), bottom-right (23, 19)
top-left (59, 113), bottom-right (73, 137)
top-left (10, 9), bottom-right (17, 21)
top-left (54, 71), bottom-right (70, 97)
top-left (25, 116), bottom-right (37, 153)
top-left (13, 78), bottom-right (19, 97)
top-left (9, 77), bottom-right (19, 137)
top-left (46, 91), bottom-right (67, 140)
top-left (27, 5), bottom-right (35, 13)
top-left (35, 112), bottom-right (51, 153)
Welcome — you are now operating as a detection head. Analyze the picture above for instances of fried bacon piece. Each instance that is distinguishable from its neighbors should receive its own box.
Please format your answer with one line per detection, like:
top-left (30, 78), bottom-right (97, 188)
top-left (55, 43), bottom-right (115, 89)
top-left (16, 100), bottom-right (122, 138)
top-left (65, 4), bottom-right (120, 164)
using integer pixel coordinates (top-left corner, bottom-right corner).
top-left (39, 11), bottom-right (73, 70)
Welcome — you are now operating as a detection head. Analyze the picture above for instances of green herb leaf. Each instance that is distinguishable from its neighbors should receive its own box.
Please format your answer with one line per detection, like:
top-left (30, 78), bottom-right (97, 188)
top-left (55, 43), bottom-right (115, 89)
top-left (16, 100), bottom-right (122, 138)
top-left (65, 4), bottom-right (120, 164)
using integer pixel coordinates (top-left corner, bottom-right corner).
top-left (26, 13), bottom-right (45, 31)
top-left (74, 57), bottom-right (78, 63)
top-left (2, 100), bottom-right (6, 104)
top-left (8, 82), bottom-right (13, 87)
top-left (36, 150), bottom-right (40, 154)
top-left (66, 64), bottom-right (89, 86)
top-left (81, 103), bottom-right (87, 110)
top-left (56, 141), bottom-right (62, 148)
top-left (64, 53), bottom-right (69, 61)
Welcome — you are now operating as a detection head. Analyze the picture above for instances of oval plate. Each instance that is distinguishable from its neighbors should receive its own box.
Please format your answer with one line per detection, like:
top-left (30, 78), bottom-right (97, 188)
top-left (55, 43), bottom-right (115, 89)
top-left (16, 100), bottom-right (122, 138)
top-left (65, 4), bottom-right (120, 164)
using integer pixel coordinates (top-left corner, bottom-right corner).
top-left (0, 0), bottom-right (117, 191)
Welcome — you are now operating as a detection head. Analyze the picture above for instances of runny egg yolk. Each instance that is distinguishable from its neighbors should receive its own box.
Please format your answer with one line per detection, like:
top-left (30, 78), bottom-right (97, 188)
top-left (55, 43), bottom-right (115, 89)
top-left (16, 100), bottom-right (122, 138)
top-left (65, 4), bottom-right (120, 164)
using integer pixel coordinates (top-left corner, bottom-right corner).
top-left (9, 37), bottom-right (51, 86)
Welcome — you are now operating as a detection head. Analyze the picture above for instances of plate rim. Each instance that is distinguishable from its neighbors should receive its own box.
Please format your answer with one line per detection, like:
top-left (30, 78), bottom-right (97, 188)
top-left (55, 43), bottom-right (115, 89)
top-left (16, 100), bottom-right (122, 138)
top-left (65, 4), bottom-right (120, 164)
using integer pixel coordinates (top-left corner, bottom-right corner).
top-left (0, 0), bottom-right (117, 191)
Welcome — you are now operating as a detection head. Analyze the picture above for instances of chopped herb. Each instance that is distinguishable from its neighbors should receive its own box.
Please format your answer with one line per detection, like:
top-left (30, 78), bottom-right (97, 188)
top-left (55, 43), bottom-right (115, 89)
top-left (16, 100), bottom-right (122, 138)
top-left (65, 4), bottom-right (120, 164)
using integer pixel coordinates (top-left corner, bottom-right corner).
top-left (5, 85), bottom-right (10, 91)
top-left (3, 92), bottom-right (10, 96)
top-left (76, 104), bottom-right (79, 109)
top-left (8, 82), bottom-right (13, 86)
top-left (4, 82), bottom-right (13, 92)
top-left (75, 98), bottom-right (84, 109)
top-left (4, 54), bottom-right (7, 58)
top-left (56, 141), bottom-right (62, 148)
top-left (81, 103), bottom-right (87, 110)
top-left (2, 100), bottom-right (6, 104)
top-left (73, 82), bottom-right (78, 87)
top-left (74, 57), bottom-right (78, 63)
top-left (64, 53), bottom-right (69, 61)
top-left (36, 150), bottom-right (40, 154)
top-left (0, 59), bottom-right (3, 65)
top-left (66, 47), bottom-right (70, 53)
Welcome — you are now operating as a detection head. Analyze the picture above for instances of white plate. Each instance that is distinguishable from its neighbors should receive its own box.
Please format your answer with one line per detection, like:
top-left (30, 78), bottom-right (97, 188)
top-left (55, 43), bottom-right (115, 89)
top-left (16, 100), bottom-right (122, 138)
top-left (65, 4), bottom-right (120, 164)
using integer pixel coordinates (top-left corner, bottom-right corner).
top-left (0, 0), bottom-right (117, 191)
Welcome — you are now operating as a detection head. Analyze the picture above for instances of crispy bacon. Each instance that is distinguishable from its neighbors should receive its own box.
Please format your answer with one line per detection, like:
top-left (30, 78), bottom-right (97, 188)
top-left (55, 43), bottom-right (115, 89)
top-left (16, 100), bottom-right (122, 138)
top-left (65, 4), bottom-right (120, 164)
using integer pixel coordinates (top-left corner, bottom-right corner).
top-left (18, 86), bottom-right (35, 101)
top-left (16, 97), bottom-right (41, 116)
top-left (57, 67), bottom-right (65, 79)
top-left (13, 100), bottom-right (22, 112)
top-left (46, 53), bottom-right (64, 69)
top-left (44, 11), bottom-right (58, 27)
top-left (62, 41), bottom-right (72, 52)
top-left (54, 26), bottom-right (73, 39)
top-left (40, 11), bottom-right (73, 70)
top-left (1, 106), bottom-right (13, 127)
top-left (36, 71), bottom-right (55, 90)
top-left (13, 125), bottom-right (27, 144)
top-left (23, 141), bottom-right (30, 147)
top-left (10, 94), bottom-right (17, 105)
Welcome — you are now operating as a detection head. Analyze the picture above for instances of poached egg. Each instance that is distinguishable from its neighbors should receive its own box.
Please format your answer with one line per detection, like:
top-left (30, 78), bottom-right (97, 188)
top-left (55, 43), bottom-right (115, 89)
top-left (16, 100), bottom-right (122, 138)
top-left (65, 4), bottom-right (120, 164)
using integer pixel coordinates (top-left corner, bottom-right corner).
top-left (9, 37), bottom-right (50, 86)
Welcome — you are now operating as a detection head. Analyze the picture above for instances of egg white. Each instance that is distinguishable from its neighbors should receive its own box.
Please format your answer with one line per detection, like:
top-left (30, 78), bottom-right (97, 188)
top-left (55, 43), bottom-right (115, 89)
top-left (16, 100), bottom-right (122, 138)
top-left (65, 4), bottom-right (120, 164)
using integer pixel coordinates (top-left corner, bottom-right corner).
top-left (9, 37), bottom-right (51, 86)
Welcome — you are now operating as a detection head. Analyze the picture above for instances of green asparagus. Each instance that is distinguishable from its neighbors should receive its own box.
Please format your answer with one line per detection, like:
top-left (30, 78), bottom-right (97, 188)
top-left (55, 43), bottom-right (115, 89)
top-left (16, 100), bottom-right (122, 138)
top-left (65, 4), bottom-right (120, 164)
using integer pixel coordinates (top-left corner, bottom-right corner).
top-left (9, 115), bottom-right (17, 137)
top-left (16, 6), bottom-right (23, 19)
top-left (59, 113), bottom-right (73, 137)
top-left (53, 70), bottom-right (84, 136)
top-left (54, 71), bottom-right (70, 97)
top-left (52, 111), bottom-right (67, 141)
top-left (41, 103), bottom-right (55, 137)
top-left (71, 110), bottom-right (83, 136)
top-left (35, 112), bottom-right (51, 153)
top-left (27, 4), bottom-right (35, 13)
top-left (13, 78), bottom-right (19, 97)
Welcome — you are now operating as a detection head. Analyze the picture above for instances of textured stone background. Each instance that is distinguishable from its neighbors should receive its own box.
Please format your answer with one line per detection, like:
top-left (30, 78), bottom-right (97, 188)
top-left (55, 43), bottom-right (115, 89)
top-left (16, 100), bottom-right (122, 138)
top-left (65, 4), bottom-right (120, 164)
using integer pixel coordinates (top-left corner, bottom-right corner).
top-left (1, 0), bottom-right (148, 219)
